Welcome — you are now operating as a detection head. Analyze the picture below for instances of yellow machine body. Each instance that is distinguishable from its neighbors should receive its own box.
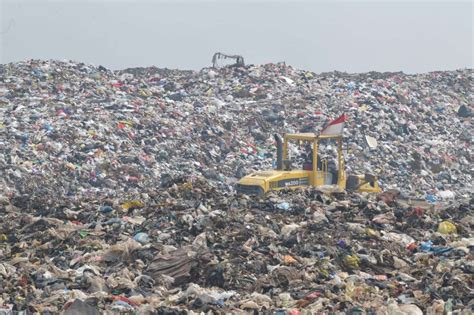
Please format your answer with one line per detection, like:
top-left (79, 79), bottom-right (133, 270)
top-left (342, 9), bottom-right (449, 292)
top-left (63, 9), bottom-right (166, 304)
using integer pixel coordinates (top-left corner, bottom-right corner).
top-left (236, 133), bottom-right (381, 195)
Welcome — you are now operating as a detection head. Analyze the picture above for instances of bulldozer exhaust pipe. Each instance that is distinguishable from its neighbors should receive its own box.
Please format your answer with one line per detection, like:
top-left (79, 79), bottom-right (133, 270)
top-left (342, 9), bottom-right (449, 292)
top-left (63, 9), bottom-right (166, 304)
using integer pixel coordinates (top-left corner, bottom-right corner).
top-left (274, 134), bottom-right (283, 170)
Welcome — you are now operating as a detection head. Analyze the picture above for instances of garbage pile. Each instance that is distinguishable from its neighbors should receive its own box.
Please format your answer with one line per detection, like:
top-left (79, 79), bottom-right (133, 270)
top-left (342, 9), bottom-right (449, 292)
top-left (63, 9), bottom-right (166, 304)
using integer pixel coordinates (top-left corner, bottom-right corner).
top-left (0, 60), bottom-right (472, 313)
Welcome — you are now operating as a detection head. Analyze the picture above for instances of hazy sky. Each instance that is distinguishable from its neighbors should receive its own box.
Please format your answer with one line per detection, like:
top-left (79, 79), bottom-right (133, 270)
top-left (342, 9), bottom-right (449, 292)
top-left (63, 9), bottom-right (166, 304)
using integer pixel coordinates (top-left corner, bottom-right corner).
top-left (1, 0), bottom-right (472, 73)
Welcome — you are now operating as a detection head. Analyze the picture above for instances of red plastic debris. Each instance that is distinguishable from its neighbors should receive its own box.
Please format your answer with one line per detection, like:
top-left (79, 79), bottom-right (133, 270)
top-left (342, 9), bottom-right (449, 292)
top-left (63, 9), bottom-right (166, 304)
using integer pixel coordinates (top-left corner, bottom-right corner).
top-left (306, 291), bottom-right (322, 300)
top-left (406, 242), bottom-right (418, 251)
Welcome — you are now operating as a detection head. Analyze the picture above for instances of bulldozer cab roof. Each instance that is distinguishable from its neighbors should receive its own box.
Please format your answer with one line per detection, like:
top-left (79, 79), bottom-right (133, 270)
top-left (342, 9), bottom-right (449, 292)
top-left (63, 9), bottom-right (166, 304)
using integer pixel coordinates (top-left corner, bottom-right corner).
top-left (284, 133), bottom-right (342, 142)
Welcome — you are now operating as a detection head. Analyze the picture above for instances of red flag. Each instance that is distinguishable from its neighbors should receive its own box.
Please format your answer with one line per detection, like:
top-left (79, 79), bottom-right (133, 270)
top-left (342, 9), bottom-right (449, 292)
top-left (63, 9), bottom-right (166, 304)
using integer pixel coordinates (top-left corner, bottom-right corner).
top-left (320, 114), bottom-right (348, 136)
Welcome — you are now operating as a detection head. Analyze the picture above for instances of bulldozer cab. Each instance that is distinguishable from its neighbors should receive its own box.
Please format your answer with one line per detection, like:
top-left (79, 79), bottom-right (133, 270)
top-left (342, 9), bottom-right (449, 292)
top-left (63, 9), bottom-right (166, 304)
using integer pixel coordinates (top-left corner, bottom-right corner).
top-left (236, 132), bottom-right (381, 195)
top-left (278, 133), bottom-right (346, 190)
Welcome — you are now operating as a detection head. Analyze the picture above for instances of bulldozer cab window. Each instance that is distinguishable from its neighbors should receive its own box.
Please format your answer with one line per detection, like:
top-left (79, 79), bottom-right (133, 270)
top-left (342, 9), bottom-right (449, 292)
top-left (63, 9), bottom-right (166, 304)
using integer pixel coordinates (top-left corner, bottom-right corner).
top-left (319, 140), bottom-right (337, 165)
top-left (282, 140), bottom-right (309, 171)
top-left (281, 139), bottom-right (321, 171)
top-left (302, 144), bottom-right (313, 170)
top-left (319, 140), bottom-right (339, 185)
top-left (288, 141), bottom-right (319, 171)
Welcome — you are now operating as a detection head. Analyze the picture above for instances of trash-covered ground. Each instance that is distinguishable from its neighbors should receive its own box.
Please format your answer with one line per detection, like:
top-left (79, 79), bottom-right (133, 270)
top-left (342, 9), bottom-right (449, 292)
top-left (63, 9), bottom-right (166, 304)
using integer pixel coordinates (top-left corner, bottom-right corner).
top-left (0, 60), bottom-right (472, 314)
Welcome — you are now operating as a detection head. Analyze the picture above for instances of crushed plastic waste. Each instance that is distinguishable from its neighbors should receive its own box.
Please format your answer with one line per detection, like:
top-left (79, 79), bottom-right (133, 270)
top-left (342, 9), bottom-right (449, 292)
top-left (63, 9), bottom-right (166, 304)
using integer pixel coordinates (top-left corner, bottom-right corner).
top-left (133, 232), bottom-right (150, 244)
top-left (437, 221), bottom-right (457, 234)
top-left (0, 60), bottom-right (472, 313)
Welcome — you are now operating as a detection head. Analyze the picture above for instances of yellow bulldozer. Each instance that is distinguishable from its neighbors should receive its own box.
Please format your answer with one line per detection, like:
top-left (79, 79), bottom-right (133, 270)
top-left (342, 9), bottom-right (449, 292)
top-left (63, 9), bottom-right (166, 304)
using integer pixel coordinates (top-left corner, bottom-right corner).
top-left (236, 132), bottom-right (381, 195)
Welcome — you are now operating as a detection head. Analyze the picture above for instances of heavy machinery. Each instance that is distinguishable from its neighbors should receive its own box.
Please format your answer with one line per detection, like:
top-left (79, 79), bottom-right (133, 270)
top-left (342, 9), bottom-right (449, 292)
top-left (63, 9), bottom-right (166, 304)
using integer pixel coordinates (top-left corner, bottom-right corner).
top-left (236, 133), bottom-right (381, 195)
top-left (212, 52), bottom-right (245, 68)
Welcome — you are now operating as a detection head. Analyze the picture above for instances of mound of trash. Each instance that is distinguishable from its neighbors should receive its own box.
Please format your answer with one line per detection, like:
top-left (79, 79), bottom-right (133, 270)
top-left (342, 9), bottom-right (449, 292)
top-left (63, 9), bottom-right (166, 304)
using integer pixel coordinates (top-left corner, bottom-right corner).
top-left (0, 60), bottom-right (472, 313)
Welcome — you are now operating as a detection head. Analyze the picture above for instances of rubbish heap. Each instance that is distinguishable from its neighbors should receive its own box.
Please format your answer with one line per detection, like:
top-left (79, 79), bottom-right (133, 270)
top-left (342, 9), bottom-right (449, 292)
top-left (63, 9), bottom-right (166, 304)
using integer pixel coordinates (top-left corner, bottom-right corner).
top-left (0, 60), bottom-right (472, 314)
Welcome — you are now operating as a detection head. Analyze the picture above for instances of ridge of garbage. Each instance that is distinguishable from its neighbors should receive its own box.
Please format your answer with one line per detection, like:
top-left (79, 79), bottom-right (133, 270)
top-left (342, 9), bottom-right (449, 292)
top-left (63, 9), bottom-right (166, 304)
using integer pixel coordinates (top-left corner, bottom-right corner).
top-left (0, 59), bottom-right (472, 314)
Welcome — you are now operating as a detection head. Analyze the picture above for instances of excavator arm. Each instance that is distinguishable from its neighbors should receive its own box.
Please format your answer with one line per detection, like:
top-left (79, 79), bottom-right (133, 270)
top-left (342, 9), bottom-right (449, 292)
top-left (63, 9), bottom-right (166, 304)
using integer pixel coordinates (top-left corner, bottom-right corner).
top-left (212, 52), bottom-right (245, 68)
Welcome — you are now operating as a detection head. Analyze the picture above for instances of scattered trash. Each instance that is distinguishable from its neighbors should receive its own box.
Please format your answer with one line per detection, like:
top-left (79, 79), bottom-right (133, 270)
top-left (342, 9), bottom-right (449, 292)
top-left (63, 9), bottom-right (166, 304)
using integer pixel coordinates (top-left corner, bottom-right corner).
top-left (437, 221), bottom-right (457, 234)
top-left (121, 200), bottom-right (144, 211)
top-left (364, 135), bottom-right (378, 149)
top-left (0, 59), bottom-right (471, 313)
top-left (63, 299), bottom-right (100, 315)
top-left (277, 201), bottom-right (291, 210)
top-left (457, 104), bottom-right (472, 117)
top-left (133, 232), bottom-right (150, 244)
top-left (283, 255), bottom-right (297, 265)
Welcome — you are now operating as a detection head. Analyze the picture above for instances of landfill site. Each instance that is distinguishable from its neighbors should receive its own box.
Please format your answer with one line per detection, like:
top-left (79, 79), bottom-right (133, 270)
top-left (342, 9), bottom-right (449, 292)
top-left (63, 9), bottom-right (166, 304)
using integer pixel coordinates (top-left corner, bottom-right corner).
top-left (0, 57), bottom-right (472, 315)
